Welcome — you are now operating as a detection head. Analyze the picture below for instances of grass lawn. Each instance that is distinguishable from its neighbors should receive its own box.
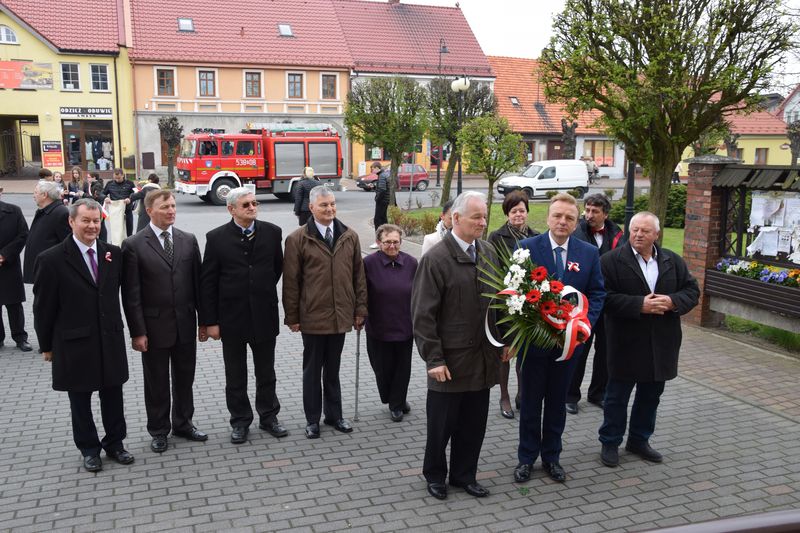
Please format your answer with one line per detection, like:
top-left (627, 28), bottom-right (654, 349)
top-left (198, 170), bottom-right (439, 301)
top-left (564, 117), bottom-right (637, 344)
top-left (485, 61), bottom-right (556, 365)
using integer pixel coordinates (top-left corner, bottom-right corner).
top-left (404, 202), bottom-right (685, 255)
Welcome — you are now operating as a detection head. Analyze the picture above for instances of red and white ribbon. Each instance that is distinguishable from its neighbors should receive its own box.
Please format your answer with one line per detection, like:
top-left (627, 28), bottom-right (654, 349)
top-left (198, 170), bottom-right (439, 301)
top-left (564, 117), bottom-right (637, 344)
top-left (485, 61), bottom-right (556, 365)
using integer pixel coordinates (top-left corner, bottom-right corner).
top-left (540, 285), bottom-right (592, 362)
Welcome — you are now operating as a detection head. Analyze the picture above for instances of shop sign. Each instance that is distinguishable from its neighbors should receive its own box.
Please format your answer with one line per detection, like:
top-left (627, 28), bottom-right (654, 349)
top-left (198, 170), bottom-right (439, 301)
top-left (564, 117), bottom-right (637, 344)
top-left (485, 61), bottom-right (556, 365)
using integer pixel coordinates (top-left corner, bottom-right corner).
top-left (0, 61), bottom-right (53, 89)
top-left (59, 107), bottom-right (113, 119)
top-left (42, 141), bottom-right (63, 168)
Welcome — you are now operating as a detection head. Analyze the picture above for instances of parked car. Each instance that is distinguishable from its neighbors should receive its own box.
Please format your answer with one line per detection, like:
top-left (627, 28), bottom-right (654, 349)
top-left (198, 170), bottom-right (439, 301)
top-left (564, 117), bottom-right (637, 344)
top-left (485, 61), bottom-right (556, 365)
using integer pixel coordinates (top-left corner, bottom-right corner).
top-left (496, 159), bottom-right (589, 199)
top-left (356, 164), bottom-right (430, 192)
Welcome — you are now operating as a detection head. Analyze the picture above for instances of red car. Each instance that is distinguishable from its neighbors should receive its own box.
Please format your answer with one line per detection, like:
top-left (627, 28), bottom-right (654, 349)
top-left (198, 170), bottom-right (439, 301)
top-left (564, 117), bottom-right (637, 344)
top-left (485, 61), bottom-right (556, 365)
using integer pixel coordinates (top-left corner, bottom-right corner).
top-left (356, 164), bottom-right (429, 192)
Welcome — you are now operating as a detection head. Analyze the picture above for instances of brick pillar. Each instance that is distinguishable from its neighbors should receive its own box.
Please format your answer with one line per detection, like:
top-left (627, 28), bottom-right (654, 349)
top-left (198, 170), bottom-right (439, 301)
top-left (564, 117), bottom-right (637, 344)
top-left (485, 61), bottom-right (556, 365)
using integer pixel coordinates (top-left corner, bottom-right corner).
top-left (683, 155), bottom-right (739, 326)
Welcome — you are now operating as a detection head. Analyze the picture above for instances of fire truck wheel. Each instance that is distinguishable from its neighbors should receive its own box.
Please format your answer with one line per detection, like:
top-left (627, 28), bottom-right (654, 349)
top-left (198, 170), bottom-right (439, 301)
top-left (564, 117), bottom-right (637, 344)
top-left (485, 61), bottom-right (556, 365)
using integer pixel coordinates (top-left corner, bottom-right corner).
top-left (200, 194), bottom-right (212, 204)
top-left (209, 179), bottom-right (237, 206)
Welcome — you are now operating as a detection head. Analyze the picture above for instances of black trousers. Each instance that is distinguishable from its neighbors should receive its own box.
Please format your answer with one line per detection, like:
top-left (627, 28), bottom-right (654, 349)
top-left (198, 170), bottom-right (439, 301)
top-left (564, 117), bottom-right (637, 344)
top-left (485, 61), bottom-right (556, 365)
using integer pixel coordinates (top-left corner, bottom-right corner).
top-left (0, 302), bottom-right (27, 343)
top-left (221, 336), bottom-right (280, 428)
top-left (125, 209), bottom-right (133, 237)
top-left (301, 333), bottom-right (345, 423)
top-left (366, 335), bottom-right (412, 411)
top-left (423, 388), bottom-right (490, 486)
top-left (67, 385), bottom-right (126, 457)
top-left (374, 200), bottom-right (389, 229)
top-left (298, 211), bottom-right (312, 226)
top-left (566, 315), bottom-right (608, 404)
top-left (141, 341), bottom-right (196, 436)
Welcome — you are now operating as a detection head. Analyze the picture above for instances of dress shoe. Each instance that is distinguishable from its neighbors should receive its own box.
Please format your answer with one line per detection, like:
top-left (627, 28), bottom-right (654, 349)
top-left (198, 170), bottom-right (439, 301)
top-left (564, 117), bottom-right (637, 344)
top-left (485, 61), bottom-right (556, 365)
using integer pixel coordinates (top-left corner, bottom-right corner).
top-left (402, 402), bottom-right (411, 414)
top-left (600, 444), bottom-right (619, 467)
top-left (543, 461), bottom-right (566, 482)
top-left (427, 482), bottom-right (447, 500)
top-left (83, 455), bottom-right (102, 472)
top-left (305, 423), bottom-right (320, 439)
top-left (451, 481), bottom-right (490, 497)
top-left (513, 463), bottom-right (532, 483)
top-left (16, 340), bottom-right (32, 352)
top-left (150, 435), bottom-right (168, 453)
top-left (389, 409), bottom-right (403, 422)
top-left (230, 426), bottom-right (249, 444)
top-left (500, 399), bottom-right (515, 419)
top-left (173, 427), bottom-right (208, 441)
top-left (565, 402), bottom-right (579, 414)
top-left (625, 441), bottom-right (663, 463)
top-left (106, 448), bottom-right (135, 465)
top-left (259, 419), bottom-right (288, 438)
top-left (323, 418), bottom-right (353, 433)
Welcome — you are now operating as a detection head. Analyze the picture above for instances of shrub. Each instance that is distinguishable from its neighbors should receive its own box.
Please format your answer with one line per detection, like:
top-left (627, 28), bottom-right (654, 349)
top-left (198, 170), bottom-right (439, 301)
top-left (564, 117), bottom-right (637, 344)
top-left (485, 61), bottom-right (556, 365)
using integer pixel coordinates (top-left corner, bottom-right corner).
top-left (420, 212), bottom-right (440, 234)
top-left (388, 206), bottom-right (422, 235)
top-left (568, 189), bottom-right (581, 198)
top-left (608, 195), bottom-right (648, 224)
top-left (607, 185), bottom-right (687, 229)
top-left (604, 188), bottom-right (616, 200)
top-left (545, 190), bottom-right (559, 199)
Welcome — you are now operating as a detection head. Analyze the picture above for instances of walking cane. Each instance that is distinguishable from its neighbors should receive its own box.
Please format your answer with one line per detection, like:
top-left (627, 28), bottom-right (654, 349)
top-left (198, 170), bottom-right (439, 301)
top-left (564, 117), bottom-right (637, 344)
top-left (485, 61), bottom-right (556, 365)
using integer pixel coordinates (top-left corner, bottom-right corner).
top-left (354, 328), bottom-right (361, 422)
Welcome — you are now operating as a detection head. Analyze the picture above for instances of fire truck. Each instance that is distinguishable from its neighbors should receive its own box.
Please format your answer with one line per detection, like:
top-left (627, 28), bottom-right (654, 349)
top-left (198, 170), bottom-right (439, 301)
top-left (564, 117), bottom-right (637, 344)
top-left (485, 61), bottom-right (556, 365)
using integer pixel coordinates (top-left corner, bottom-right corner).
top-left (175, 123), bottom-right (342, 205)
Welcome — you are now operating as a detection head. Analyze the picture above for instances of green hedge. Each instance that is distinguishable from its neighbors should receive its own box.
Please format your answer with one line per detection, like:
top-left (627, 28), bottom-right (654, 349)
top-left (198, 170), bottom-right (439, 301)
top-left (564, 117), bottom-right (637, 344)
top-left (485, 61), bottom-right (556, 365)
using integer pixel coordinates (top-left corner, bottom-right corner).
top-left (608, 185), bottom-right (687, 229)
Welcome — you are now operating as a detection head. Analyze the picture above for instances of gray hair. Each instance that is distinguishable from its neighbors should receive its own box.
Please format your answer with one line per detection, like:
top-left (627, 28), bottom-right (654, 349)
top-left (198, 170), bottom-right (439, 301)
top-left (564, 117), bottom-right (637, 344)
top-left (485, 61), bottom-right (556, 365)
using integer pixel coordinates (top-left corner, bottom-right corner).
top-left (309, 184), bottom-right (334, 204)
top-left (630, 211), bottom-right (661, 232)
top-left (451, 191), bottom-right (486, 216)
top-left (36, 180), bottom-right (62, 201)
top-left (226, 187), bottom-right (253, 207)
top-left (68, 198), bottom-right (102, 218)
top-left (376, 223), bottom-right (404, 241)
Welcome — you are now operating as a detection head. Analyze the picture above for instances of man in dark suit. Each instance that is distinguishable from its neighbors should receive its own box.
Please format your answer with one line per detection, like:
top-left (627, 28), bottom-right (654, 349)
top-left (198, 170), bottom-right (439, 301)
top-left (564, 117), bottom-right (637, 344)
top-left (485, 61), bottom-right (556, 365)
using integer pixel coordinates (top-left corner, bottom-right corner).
top-left (566, 194), bottom-right (624, 414)
top-left (200, 187), bottom-right (287, 445)
top-left (598, 212), bottom-right (699, 467)
top-left (33, 199), bottom-right (134, 472)
top-left (513, 193), bottom-right (606, 483)
top-left (23, 180), bottom-right (70, 285)
top-left (122, 190), bottom-right (207, 454)
top-left (0, 187), bottom-right (31, 352)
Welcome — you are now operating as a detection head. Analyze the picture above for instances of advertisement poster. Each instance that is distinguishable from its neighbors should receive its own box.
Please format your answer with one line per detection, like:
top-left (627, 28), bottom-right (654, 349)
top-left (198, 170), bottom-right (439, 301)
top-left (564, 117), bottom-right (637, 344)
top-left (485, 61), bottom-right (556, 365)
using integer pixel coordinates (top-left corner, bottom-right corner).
top-left (0, 61), bottom-right (53, 89)
top-left (42, 141), bottom-right (63, 168)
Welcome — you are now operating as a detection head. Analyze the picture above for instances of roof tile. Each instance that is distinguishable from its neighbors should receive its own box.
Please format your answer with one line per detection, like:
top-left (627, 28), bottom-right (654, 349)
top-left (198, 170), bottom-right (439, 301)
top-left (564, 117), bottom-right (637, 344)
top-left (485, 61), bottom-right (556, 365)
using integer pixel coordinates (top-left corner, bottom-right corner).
top-left (726, 108), bottom-right (790, 135)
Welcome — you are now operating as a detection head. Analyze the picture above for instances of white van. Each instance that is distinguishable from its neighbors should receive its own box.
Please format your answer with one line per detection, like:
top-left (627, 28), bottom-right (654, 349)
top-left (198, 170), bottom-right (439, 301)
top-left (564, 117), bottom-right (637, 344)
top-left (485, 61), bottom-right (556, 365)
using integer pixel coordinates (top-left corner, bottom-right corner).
top-left (496, 159), bottom-right (589, 199)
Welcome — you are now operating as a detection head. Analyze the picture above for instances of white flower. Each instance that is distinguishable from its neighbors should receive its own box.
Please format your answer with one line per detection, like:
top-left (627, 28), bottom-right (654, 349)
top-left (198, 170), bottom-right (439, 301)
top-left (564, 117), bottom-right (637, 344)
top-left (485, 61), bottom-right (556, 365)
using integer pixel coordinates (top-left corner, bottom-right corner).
top-left (504, 264), bottom-right (525, 290)
top-left (512, 248), bottom-right (530, 264)
top-left (540, 280), bottom-right (550, 293)
top-left (506, 294), bottom-right (526, 315)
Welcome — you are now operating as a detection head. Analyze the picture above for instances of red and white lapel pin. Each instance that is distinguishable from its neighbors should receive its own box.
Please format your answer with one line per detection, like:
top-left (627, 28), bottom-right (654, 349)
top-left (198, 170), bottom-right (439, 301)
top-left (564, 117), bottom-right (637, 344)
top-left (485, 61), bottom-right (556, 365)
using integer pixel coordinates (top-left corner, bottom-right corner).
top-left (105, 251), bottom-right (112, 262)
top-left (567, 261), bottom-right (580, 272)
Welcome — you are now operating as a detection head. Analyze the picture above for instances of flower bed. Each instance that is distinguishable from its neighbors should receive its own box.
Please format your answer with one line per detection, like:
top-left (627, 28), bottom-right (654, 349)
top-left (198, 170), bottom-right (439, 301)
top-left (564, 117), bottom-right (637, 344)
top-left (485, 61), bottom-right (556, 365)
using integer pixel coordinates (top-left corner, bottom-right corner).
top-left (715, 258), bottom-right (800, 287)
top-left (705, 265), bottom-right (800, 319)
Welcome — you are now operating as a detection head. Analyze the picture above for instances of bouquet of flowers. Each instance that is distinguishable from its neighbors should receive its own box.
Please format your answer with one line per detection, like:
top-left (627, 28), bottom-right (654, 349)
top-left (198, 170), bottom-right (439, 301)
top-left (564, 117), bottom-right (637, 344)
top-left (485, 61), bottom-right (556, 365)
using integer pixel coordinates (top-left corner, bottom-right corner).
top-left (480, 247), bottom-right (591, 365)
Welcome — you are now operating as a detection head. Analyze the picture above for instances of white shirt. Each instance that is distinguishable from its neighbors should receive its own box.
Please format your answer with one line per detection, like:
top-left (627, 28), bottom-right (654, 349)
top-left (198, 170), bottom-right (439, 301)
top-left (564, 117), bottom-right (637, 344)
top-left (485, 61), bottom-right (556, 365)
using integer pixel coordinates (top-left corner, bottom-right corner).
top-left (593, 232), bottom-right (604, 248)
top-left (72, 235), bottom-right (98, 280)
top-left (548, 233), bottom-right (570, 271)
top-left (632, 244), bottom-right (659, 293)
top-left (233, 220), bottom-right (255, 234)
top-left (314, 220), bottom-right (334, 240)
top-left (451, 232), bottom-right (475, 256)
top-left (150, 222), bottom-right (173, 249)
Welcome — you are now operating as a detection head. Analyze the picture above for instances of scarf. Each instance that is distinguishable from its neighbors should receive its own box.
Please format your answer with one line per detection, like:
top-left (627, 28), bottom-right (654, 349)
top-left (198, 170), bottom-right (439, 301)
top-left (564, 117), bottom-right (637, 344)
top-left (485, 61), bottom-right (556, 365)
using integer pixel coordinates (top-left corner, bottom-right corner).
top-left (507, 221), bottom-right (531, 241)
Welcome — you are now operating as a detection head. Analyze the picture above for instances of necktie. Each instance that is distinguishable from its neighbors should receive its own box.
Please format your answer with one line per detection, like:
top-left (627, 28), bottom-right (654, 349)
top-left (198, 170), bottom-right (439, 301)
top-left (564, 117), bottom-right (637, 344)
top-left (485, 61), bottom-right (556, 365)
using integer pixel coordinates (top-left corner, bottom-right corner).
top-left (86, 248), bottom-right (98, 283)
top-left (325, 226), bottom-right (334, 248)
top-left (467, 244), bottom-right (476, 262)
top-left (162, 231), bottom-right (173, 263)
top-left (243, 228), bottom-right (254, 241)
top-left (554, 246), bottom-right (565, 280)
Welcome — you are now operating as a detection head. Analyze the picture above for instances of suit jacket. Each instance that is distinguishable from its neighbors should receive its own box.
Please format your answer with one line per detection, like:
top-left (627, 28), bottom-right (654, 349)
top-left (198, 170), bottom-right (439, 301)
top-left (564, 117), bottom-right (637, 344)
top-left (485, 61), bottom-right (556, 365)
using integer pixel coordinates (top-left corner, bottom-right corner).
top-left (200, 219), bottom-right (283, 341)
top-left (23, 201), bottom-right (70, 283)
top-left (121, 225), bottom-right (201, 349)
top-left (601, 243), bottom-right (699, 382)
top-left (0, 201), bottom-right (29, 305)
top-left (572, 218), bottom-right (624, 255)
top-left (516, 231), bottom-right (606, 359)
top-left (33, 237), bottom-right (128, 392)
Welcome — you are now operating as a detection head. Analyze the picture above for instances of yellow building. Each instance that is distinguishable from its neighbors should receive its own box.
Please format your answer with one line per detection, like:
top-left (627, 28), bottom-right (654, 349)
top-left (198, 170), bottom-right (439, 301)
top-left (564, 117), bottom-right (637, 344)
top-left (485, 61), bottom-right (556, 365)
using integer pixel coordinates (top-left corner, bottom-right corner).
top-left (0, 1), bottom-right (136, 180)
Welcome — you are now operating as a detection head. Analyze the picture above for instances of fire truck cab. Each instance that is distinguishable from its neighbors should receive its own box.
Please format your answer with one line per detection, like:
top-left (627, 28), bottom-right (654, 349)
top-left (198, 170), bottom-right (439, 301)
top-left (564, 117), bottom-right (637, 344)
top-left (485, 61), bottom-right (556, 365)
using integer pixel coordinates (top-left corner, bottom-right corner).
top-left (175, 123), bottom-right (342, 205)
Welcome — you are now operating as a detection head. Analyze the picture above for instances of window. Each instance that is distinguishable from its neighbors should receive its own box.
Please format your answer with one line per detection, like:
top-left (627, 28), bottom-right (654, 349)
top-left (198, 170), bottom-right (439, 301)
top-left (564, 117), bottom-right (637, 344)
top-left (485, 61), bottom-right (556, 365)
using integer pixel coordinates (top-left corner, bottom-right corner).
top-left (278, 24), bottom-right (293, 37)
top-left (584, 139), bottom-right (616, 166)
top-left (510, 96), bottom-right (520, 106)
top-left (365, 145), bottom-right (385, 160)
top-left (0, 25), bottom-right (17, 44)
top-left (198, 141), bottom-right (218, 155)
top-left (245, 71), bottom-right (261, 98)
top-left (221, 140), bottom-right (235, 155)
top-left (755, 148), bottom-right (769, 165)
top-left (157, 68), bottom-right (175, 96)
top-left (61, 63), bottom-right (80, 90)
top-left (287, 73), bottom-right (303, 99)
top-left (321, 74), bottom-right (337, 99)
top-left (198, 70), bottom-right (216, 97)
top-left (540, 166), bottom-right (556, 179)
top-left (274, 143), bottom-right (305, 176)
top-left (236, 140), bottom-right (256, 155)
top-left (178, 18), bottom-right (194, 32)
top-left (90, 64), bottom-right (109, 91)
top-left (309, 143), bottom-right (337, 175)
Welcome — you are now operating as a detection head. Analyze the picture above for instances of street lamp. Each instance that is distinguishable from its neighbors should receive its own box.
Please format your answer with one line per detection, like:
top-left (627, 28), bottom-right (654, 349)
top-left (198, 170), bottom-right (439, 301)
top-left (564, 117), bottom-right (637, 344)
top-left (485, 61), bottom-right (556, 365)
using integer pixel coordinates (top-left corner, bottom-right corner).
top-left (436, 39), bottom-right (449, 187)
top-left (437, 38), bottom-right (449, 73)
top-left (451, 76), bottom-right (470, 195)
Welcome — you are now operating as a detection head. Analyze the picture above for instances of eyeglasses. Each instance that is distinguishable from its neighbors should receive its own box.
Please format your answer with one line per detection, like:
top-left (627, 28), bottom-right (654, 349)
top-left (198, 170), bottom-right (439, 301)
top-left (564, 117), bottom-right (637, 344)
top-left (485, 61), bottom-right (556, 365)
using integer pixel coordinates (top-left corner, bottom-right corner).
top-left (239, 201), bottom-right (259, 208)
top-left (380, 240), bottom-right (401, 246)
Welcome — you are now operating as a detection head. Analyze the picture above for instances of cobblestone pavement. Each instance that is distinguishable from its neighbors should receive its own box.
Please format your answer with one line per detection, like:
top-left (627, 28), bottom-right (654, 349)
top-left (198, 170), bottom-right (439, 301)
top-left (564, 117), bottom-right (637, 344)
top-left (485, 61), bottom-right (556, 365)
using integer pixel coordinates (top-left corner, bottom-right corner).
top-left (0, 191), bottom-right (798, 532)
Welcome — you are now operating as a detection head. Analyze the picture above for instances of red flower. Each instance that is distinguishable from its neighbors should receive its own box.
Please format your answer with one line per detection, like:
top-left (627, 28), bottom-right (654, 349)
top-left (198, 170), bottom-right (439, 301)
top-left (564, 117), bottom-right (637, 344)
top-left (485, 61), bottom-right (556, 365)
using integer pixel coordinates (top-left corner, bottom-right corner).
top-left (540, 300), bottom-right (557, 314)
top-left (525, 289), bottom-right (541, 304)
top-left (530, 266), bottom-right (548, 282)
top-left (550, 280), bottom-right (564, 294)
top-left (559, 300), bottom-right (574, 314)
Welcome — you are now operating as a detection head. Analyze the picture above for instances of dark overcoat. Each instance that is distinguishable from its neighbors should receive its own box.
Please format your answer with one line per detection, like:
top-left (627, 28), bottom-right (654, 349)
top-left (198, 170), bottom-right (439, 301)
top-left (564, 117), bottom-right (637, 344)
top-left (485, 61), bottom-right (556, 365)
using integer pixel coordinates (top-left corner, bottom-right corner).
top-left (23, 201), bottom-right (70, 283)
top-left (0, 201), bottom-right (29, 304)
top-left (33, 237), bottom-right (129, 392)
top-left (572, 218), bottom-right (624, 254)
top-left (601, 243), bottom-right (699, 382)
top-left (487, 223), bottom-right (539, 257)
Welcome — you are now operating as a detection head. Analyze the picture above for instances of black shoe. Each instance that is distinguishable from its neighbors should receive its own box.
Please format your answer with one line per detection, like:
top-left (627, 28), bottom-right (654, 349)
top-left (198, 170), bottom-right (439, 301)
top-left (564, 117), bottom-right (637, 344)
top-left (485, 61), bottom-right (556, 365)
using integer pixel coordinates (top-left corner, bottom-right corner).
top-left (150, 435), bottom-right (168, 453)
top-left (173, 427), bottom-right (208, 441)
top-left (513, 463), bottom-right (532, 483)
top-left (323, 418), bottom-right (353, 433)
top-left (543, 461), bottom-right (566, 482)
top-left (500, 399), bottom-right (515, 419)
top-left (106, 448), bottom-right (135, 465)
top-left (83, 455), bottom-right (102, 472)
top-left (427, 482), bottom-right (447, 500)
top-left (230, 426), bottom-right (249, 444)
top-left (565, 402), bottom-right (579, 414)
top-left (515, 394), bottom-right (521, 410)
top-left (625, 441), bottom-right (663, 463)
top-left (402, 402), bottom-right (411, 414)
top-left (389, 409), bottom-right (404, 422)
top-left (600, 444), bottom-right (619, 467)
top-left (305, 423), bottom-right (320, 439)
top-left (16, 340), bottom-right (32, 352)
top-left (259, 419), bottom-right (288, 438)
top-left (451, 481), bottom-right (490, 497)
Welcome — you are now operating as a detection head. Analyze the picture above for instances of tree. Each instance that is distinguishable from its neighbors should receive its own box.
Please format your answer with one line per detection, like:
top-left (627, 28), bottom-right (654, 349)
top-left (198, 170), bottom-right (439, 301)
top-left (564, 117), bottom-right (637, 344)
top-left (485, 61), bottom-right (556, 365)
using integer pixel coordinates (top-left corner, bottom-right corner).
top-left (789, 120), bottom-right (800, 168)
top-left (561, 118), bottom-right (578, 159)
top-left (692, 120), bottom-right (728, 157)
top-left (458, 114), bottom-right (524, 234)
top-left (540, 0), bottom-right (795, 226)
top-left (157, 116), bottom-right (183, 188)
top-left (723, 132), bottom-right (741, 158)
top-left (344, 77), bottom-right (429, 206)
top-left (427, 77), bottom-right (496, 206)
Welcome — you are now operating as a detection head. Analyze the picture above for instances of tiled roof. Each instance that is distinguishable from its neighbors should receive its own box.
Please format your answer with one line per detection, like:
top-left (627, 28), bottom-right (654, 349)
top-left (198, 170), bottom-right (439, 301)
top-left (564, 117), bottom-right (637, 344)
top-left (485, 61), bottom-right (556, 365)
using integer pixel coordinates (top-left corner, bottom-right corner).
top-left (726, 108), bottom-right (790, 135)
top-left (1, 0), bottom-right (120, 53)
top-left (129, 0), bottom-right (353, 67)
top-left (332, 0), bottom-right (492, 78)
top-left (487, 56), bottom-right (603, 135)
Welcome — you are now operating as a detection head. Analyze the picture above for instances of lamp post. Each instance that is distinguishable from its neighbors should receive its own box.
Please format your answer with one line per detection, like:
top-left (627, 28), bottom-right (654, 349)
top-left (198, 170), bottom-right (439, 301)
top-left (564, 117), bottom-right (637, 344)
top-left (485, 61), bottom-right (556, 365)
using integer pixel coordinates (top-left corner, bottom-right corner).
top-left (624, 156), bottom-right (636, 236)
top-left (436, 39), bottom-right (449, 187)
top-left (451, 76), bottom-right (470, 196)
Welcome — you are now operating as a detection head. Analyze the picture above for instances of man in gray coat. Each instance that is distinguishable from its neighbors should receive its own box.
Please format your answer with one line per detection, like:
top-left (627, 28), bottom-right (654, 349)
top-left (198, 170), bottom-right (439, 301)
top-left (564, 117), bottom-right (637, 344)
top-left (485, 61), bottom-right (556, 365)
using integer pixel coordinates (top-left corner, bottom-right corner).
top-left (412, 191), bottom-right (506, 500)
